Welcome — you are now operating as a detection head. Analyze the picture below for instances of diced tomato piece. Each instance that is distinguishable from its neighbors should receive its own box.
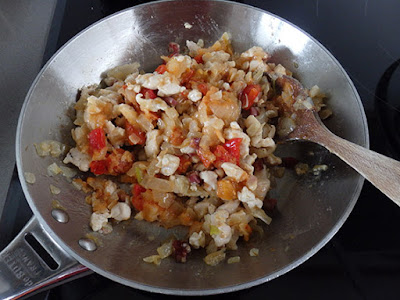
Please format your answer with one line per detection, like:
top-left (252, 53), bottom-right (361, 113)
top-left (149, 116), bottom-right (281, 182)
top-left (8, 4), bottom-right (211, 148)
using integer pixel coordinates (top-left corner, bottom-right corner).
top-left (170, 127), bottom-right (185, 146)
top-left (131, 184), bottom-right (146, 211)
top-left (223, 138), bottom-right (242, 165)
top-left (213, 145), bottom-right (235, 168)
top-left (197, 83), bottom-right (208, 95)
top-left (197, 147), bottom-right (214, 168)
top-left (122, 84), bottom-right (127, 89)
top-left (125, 121), bottom-right (146, 145)
top-left (212, 138), bottom-right (242, 167)
top-left (133, 183), bottom-right (146, 196)
top-left (181, 69), bottom-right (195, 85)
top-left (88, 128), bottom-right (106, 152)
top-left (89, 160), bottom-right (108, 175)
top-left (141, 87), bottom-right (157, 99)
top-left (240, 84), bottom-right (262, 110)
top-left (194, 54), bottom-right (204, 64)
top-left (155, 64), bottom-right (167, 74)
top-left (176, 155), bottom-right (191, 174)
top-left (132, 195), bottom-right (144, 211)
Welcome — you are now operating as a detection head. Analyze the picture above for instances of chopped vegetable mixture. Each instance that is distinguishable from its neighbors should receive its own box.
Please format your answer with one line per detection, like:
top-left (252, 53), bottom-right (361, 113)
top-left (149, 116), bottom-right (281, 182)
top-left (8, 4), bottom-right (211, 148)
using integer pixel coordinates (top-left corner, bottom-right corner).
top-left (62, 33), bottom-right (327, 265)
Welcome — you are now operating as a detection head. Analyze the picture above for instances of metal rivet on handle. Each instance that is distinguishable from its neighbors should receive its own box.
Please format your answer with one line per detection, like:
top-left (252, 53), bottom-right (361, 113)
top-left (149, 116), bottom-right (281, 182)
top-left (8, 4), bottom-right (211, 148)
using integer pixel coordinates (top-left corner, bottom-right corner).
top-left (78, 238), bottom-right (97, 251)
top-left (51, 209), bottom-right (69, 223)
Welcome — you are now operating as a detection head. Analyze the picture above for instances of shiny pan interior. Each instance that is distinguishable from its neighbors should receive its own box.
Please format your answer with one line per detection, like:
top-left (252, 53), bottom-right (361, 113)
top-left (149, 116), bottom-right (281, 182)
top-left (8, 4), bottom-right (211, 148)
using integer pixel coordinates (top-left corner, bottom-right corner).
top-left (16, 0), bottom-right (368, 295)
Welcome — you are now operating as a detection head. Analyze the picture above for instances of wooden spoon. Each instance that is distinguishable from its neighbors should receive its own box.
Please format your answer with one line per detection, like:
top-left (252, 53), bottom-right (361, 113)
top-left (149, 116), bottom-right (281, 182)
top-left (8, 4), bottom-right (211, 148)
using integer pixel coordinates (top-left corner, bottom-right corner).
top-left (274, 75), bottom-right (400, 207)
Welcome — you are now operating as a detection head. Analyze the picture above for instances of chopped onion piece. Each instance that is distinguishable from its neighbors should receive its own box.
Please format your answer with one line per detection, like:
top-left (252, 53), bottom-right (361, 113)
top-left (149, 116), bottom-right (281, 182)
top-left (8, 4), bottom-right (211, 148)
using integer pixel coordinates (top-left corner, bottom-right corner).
top-left (249, 206), bottom-right (272, 225)
top-left (152, 191), bottom-right (175, 208)
top-left (312, 164), bottom-right (328, 176)
top-left (49, 184), bottom-right (61, 195)
top-left (143, 255), bottom-right (162, 266)
top-left (277, 117), bottom-right (296, 137)
top-left (249, 248), bottom-right (259, 257)
top-left (34, 140), bottom-right (66, 157)
top-left (47, 163), bottom-right (62, 176)
top-left (59, 165), bottom-right (77, 178)
top-left (203, 249), bottom-right (226, 266)
top-left (227, 256), bottom-right (241, 264)
top-left (157, 239), bottom-right (174, 259)
top-left (72, 180), bottom-right (82, 190)
top-left (24, 172), bottom-right (36, 184)
top-left (302, 97), bottom-right (315, 110)
top-left (294, 162), bottom-right (309, 175)
top-left (141, 175), bottom-right (174, 193)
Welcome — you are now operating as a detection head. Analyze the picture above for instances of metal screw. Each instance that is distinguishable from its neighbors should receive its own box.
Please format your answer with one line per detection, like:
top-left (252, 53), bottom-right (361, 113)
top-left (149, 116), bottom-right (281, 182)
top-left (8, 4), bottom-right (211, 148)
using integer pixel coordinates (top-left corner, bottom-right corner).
top-left (51, 209), bottom-right (69, 223)
top-left (78, 238), bottom-right (97, 251)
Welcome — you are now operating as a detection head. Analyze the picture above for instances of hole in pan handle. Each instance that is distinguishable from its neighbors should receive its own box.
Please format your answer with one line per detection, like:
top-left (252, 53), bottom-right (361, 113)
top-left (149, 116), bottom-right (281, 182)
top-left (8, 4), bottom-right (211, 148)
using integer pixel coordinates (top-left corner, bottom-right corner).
top-left (0, 217), bottom-right (91, 300)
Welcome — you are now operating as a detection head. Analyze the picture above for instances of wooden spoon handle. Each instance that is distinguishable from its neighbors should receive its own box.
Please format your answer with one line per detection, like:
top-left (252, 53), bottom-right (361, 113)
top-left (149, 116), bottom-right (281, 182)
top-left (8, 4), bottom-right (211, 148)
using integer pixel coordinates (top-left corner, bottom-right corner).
top-left (311, 128), bottom-right (400, 207)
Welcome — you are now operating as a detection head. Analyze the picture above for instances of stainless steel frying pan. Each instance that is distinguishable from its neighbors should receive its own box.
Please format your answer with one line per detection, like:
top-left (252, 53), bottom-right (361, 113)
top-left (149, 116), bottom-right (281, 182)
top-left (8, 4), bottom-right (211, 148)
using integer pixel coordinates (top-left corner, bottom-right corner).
top-left (0, 0), bottom-right (368, 298)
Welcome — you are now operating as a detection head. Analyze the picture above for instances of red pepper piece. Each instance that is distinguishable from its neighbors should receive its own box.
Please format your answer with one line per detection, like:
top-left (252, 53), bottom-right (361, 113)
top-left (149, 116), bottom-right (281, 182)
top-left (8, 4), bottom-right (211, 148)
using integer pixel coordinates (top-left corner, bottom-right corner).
top-left (194, 54), bottom-right (203, 64)
top-left (223, 138), bottom-right (242, 165)
top-left (88, 128), bottom-right (106, 152)
top-left (213, 145), bottom-right (235, 168)
top-left (176, 155), bottom-right (191, 174)
top-left (155, 64), bottom-right (167, 74)
top-left (197, 83), bottom-right (208, 95)
top-left (89, 160), bottom-right (109, 175)
top-left (212, 138), bottom-right (242, 167)
top-left (240, 84), bottom-right (262, 110)
top-left (131, 184), bottom-right (146, 211)
top-left (125, 121), bottom-right (146, 145)
top-left (181, 69), bottom-right (195, 85)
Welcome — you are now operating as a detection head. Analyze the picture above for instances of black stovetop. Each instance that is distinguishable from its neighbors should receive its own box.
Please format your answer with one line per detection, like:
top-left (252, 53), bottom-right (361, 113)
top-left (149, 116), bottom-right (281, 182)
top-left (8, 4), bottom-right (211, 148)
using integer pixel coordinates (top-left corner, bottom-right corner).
top-left (3, 1), bottom-right (400, 299)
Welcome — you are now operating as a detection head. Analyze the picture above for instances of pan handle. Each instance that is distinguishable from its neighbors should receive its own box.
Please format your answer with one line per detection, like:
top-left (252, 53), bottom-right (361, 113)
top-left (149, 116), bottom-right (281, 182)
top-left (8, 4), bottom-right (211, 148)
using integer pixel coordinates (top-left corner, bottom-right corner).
top-left (0, 217), bottom-right (92, 299)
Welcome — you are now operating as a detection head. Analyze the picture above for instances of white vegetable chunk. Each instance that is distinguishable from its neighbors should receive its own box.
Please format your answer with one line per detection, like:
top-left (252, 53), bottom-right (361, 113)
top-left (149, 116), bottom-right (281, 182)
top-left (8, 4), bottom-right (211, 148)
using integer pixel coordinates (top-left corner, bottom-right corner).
top-left (63, 148), bottom-right (91, 172)
top-left (110, 202), bottom-right (131, 221)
